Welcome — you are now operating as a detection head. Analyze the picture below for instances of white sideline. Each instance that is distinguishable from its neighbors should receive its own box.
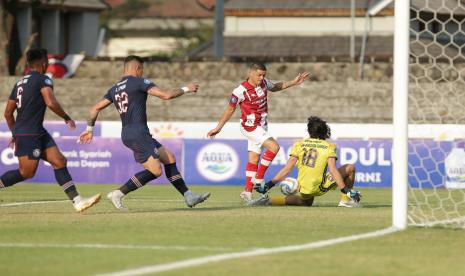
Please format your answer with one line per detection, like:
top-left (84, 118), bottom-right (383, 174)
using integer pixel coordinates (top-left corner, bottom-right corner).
top-left (0, 200), bottom-right (68, 207)
top-left (0, 243), bottom-right (235, 252)
top-left (97, 226), bottom-right (400, 276)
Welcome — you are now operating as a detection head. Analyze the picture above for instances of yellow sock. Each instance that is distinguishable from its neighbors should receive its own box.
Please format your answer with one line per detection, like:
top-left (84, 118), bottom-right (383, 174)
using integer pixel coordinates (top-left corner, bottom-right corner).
top-left (271, 196), bottom-right (286, 206)
top-left (340, 193), bottom-right (350, 202)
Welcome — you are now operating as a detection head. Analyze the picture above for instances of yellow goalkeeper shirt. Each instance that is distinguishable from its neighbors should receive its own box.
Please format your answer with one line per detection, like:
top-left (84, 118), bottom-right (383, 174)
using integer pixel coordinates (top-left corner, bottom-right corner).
top-left (289, 138), bottom-right (337, 195)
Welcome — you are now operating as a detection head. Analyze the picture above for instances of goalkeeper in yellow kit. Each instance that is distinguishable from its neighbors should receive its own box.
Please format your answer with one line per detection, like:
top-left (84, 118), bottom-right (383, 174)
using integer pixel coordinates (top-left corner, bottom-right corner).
top-left (249, 116), bottom-right (361, 207)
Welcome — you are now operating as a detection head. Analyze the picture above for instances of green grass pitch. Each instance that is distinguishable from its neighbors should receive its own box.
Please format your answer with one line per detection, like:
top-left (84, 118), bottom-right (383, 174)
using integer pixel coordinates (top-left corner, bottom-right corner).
top-left (0, 184), bottom-right (464, 276)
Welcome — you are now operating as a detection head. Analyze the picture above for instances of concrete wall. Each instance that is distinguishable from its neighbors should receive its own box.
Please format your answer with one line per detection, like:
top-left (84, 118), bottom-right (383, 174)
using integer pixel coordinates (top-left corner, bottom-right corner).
top-left (73, 60), bottom-right (395, 82)
top-left (224, 16), bottom-right (394, 36)
top-left (1, 74), bottom-right (463, 124)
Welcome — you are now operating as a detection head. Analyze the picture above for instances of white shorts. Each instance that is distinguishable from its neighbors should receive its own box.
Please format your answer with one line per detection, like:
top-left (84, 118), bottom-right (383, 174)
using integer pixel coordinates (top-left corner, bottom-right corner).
top-left (240, 125), bottom-right (272, 154)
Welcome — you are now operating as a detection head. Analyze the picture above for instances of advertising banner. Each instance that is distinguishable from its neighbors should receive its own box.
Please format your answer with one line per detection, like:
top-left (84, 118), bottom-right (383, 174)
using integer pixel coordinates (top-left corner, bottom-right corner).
top-left (0, 137), bottom-right (182, 184)
top-left (183, 138), bottom-right (395, 187)
top-left (0, 135), bottom-right (458, 188)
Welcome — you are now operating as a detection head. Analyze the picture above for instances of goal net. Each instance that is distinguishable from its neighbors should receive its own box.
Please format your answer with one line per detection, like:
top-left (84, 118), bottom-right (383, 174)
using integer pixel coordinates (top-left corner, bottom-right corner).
top-left (408, 0), bottom-right (465, 228)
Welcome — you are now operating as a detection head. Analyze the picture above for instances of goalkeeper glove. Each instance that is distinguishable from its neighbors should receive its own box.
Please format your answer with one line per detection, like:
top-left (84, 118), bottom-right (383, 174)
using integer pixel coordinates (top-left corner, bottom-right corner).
top-left (254, 180), bottom-right (275, 194)
top-left (341, 187), bottom-right (362, 202)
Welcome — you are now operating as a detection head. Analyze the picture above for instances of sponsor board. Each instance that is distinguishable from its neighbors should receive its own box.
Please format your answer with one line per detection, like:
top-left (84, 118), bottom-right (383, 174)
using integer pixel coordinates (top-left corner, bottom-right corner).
top-left (0, 134), bottom-right (459, 188)
top-left (0, 137), bottom-right (182, 184)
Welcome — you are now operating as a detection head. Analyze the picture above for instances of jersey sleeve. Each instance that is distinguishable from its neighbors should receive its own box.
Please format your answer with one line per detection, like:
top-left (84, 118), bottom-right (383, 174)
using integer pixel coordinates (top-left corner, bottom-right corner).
top-left (103, 89), bottom-right (113, 102)
top-left (264, 78), bottom-right (276, 91)
top-left (289, 141), bottom-right (302, 159)
top-left (40, 76), bottom-right (54, 89)
top-left (141, 78), bottom-right (156, 92)
top-left (229, 86), bottom-right (246, 107)
top-left (9, 85), bottom-right (17, 101)
top-left (328, 143), bottom-right (338, 160)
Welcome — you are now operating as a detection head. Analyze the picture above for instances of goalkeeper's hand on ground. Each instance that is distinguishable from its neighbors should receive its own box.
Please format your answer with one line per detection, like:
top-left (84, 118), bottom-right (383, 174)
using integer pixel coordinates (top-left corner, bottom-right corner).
top-left (341, 187), bottom-right (362, 202)
top-left (254, 180), bottom-right (275, 194)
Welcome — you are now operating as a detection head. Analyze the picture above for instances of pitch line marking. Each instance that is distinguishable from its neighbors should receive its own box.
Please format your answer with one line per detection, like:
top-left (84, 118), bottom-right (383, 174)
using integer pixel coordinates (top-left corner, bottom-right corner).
top-left (0, 200), bottom-right (68, 207)
top-left (0, 243), bottom-right (237, 252)
top-left (97, 226), bottom-right (400, 276)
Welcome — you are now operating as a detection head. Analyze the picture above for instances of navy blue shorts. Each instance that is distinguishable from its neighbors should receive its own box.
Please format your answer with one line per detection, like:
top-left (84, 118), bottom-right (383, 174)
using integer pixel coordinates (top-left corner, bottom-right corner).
top-left (121, 124), bottom-right (162, 163)
top-left (14, 132), bottom-right (57, 160)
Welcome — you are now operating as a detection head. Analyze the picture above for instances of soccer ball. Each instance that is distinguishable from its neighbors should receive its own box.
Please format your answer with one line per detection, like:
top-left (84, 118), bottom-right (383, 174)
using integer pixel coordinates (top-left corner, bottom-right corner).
top-left (279, 177), bottom-right (299, 195)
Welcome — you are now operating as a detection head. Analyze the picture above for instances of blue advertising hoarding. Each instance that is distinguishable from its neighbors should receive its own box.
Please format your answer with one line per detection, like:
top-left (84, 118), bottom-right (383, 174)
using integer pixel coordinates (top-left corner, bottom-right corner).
top-left (0, 136), bottom-right (456, 188)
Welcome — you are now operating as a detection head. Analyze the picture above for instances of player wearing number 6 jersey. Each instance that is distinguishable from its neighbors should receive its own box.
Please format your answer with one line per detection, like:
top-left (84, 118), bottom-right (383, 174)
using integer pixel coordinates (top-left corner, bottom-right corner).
top-left (79, 55), bottom-right (210, 210)
top-left (1, 48), bottom-right (101, 213)
top-left (207, 62), bottom-right (309, 202)
top-left (249, 116), bottom-right (361, 207)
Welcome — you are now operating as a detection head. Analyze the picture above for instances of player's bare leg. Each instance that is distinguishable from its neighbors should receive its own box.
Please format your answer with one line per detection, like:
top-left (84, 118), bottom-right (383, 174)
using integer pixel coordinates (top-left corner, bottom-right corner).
top-left (18, 156), bottom-right (40, 179)
top-left (253, 138), bottom-right (280, 188)
top-left (158, 147), bottom-right (210, 207)
top-left (0, 156), bottom-right (39, 190)
top-left (248, 194), bottom-right (314, 207)
top-left (241, 152), bottom-right (260, 202)
top-left (42, 146), bottom-right (101, 213)
top-left (337, 164), bottom-right (358, 207)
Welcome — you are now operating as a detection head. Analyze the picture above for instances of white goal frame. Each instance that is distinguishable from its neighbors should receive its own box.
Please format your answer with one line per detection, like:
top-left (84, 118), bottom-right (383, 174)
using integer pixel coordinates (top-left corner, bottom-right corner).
top-left (392, 0), bottom-right (410, 230)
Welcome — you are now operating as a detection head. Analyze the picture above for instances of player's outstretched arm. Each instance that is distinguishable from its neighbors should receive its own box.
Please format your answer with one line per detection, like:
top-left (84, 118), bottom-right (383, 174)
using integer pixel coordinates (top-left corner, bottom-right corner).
top-left (269, 72), bottom-right (310, 92)
top-left (255, 156), bottom-right (297, 193)
top-left (148, 82), bottom-right (198, 100)
top-left (79, 98), bottom-right (112, 144)
top-left (41, 86), bottom-right (75, 130)
top-left (207, 105), bottom-right (236, 138)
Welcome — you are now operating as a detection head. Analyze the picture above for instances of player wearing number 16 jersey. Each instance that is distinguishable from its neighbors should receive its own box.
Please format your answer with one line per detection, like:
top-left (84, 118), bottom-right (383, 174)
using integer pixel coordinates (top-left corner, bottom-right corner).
top-left (79, 55), bottom-right (210, 210)
top-left (207, 62), bottom-right (310, 202)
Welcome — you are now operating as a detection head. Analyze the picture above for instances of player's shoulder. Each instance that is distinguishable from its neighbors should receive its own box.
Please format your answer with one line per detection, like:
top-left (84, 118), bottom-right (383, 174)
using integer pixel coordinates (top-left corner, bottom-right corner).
top-left (292, 138), bottom-right (305, 148)
top-left (232, 82), bottom-right (247, 95)
top-left (30, 72), bottom-right (53, 87)
top-left (42, 74), bottom-right (53, 86)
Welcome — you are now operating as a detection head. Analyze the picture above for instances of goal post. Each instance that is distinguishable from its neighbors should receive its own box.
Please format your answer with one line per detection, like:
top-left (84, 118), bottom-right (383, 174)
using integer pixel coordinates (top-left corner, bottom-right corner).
top-left (392, 0), bottom-right (410, 230)
top-left (395, 0), bottom-right (465, 229)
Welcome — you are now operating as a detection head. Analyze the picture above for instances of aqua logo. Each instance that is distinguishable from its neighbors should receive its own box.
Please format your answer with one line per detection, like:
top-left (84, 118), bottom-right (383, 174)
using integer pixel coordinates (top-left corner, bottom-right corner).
top-left (196, 143), bottom-right (239, 182)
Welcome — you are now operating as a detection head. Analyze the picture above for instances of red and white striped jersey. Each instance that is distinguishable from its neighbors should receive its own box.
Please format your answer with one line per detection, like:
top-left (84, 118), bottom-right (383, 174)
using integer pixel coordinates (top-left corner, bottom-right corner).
top-left (229, 79), bottom-right (275, 132)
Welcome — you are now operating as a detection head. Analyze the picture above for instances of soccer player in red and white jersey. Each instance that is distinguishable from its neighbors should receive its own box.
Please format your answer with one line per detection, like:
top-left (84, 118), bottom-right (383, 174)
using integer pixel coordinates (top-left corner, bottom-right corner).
top-left (207, 62), bottom-right (310, 201)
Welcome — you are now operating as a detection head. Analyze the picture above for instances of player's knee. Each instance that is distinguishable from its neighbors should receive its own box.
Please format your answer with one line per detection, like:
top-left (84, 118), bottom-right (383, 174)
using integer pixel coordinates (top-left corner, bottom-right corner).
top-left (271, 143), bottom-right (280, 153)
top-left (154, 171), bottom-right (162, 178)
top-left (346, 164), bottom-right (356, 175)
top-left (152, 168), bottom-right (163, 178)
top-left (166, 151), bottom-right (176, 163)
top-left (51, 156), bottom-right (67, 169)
top-left (19, 168), bottom-right (36, 179)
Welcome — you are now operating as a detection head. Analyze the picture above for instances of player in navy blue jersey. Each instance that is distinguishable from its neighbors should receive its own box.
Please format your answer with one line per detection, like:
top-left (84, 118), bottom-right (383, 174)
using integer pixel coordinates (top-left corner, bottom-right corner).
top-left (1, 48), bottom-right (101, 212)
top-left (79, 55), bottom-right (210, 210)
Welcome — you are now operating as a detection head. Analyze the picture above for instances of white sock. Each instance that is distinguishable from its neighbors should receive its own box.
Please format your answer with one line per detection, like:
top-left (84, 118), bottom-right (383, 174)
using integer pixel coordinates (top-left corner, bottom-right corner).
top-left (183, 190), bottom-right (193, 197)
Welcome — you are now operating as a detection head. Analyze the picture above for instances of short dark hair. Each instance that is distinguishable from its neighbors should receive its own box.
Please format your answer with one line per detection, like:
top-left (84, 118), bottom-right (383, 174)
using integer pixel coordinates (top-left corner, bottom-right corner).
top-left (249, 62), bottom-right (267, 71)
top-left (124, 55), bottom-right (144, 65)
top-left (307, 116), bottom-right (331, 140)
top-left (26, 48), bottom-right (48, 64)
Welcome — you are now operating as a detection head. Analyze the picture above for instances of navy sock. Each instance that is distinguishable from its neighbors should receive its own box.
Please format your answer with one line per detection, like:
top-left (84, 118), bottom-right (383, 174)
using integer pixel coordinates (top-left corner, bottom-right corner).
top-left (54, 167), bottom-right (78, 200)
top-left (119, 170), bottom-right (157, 195)
top-left (164, 163), bottom-right (188, 195)
top-left (0, 170), bottom-right (25, 188)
